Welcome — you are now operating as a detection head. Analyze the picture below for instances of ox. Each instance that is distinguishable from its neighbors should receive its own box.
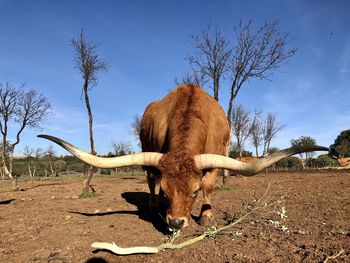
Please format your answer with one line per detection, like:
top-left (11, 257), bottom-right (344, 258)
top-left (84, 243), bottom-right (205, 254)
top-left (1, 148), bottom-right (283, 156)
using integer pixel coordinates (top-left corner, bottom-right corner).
top-left (38, 84), bottom-right (328, 230)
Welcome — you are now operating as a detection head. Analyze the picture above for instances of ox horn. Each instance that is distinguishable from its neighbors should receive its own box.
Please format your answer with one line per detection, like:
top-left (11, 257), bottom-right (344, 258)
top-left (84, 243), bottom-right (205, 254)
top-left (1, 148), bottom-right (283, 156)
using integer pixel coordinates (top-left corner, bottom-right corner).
top-left (194, 145), bottom-right (329, 176)
top-left (37, 134), bottom-right (163, 168)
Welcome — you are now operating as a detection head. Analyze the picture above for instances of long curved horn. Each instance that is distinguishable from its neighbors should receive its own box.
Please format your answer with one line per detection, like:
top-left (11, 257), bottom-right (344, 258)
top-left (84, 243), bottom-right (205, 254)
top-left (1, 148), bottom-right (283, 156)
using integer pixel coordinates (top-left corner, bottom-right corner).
top-left (194, 145), bottom-right (329, 176)
top-left (37, 134), bottom-right (163, 168)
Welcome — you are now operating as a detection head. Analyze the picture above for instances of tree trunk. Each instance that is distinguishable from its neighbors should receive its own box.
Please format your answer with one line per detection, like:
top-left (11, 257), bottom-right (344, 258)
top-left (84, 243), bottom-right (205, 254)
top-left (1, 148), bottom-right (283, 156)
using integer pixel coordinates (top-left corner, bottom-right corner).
top-left (28, 164), bottom-right (33, 182)
top-left (222, 130), bottom-right (232, 185)
top-left (2, 163), bottom-right (18, 190)
top-left (301, 159), bottom-right (306, 170)
top-left (82, 80), bottom-right (96, 194)
top-left (1, 135), bottom-right (18, 190)
top-left (82, 165), bottom-right (94, 193)
top-left (49, 160), bottom-right (55, 176)
top-left (32, 164), bottom-right (37, 178)
top-left (213, 77), bottom-right (219, 101)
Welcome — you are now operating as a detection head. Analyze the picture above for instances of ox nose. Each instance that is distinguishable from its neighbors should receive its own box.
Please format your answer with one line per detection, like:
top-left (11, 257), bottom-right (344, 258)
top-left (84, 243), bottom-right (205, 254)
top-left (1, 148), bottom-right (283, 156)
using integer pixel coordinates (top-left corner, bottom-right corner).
top-left (168, 218), bottom-right (185, 229)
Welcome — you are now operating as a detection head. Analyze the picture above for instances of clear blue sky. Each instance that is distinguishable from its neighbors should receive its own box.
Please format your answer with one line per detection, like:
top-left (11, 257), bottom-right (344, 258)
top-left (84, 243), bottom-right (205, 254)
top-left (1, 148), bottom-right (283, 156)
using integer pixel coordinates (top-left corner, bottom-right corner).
top-left (0, 0), bottom-right (349, 156)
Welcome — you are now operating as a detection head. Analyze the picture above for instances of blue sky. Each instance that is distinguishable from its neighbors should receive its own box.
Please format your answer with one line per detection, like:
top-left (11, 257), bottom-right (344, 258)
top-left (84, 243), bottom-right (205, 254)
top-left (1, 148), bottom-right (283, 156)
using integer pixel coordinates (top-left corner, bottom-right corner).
top-left (0, 0), bottom-right (349, 156)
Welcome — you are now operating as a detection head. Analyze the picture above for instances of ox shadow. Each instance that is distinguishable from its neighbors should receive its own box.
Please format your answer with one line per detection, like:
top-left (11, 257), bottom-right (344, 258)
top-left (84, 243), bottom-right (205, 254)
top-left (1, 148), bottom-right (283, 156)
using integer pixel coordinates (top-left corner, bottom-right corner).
top-left (19, 182), bottom-right (64, 192)
top-left (0, 198), bottom-right (15, 205)
top-left (85, 257), bottom-right (109, 263)
top-left (69, 192), bottom-right (169, 234)
top-left (69, 210), bottom-right (139, 217)
top-left (121, 192), bottom-right (169, 234)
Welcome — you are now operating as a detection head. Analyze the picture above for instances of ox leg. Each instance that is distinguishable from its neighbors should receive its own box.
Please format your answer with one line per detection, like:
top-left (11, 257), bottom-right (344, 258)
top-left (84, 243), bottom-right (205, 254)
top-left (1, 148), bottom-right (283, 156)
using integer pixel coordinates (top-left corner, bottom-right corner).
top-left (146, 171), bottom-right (159, 212)
top-left (199, 169), bottom-right (218, 227)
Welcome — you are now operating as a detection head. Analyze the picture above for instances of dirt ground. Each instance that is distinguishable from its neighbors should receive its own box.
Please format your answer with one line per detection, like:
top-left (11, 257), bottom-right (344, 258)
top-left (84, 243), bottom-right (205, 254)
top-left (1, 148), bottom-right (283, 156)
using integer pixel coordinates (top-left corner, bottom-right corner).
top-left (0, 171), bottom-right (349, 263)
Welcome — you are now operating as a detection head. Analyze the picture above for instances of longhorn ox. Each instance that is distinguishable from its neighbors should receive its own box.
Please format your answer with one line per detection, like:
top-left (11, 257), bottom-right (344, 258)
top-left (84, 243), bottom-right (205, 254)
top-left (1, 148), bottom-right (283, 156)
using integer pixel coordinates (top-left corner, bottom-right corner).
top-left (38, 84), bottom-right (328, 230)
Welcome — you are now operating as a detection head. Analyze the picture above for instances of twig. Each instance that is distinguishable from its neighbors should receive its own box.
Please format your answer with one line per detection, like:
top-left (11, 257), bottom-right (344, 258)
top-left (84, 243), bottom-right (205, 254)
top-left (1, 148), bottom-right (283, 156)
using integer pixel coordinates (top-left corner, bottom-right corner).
top-left (323, 248), bottom-right (345, 263)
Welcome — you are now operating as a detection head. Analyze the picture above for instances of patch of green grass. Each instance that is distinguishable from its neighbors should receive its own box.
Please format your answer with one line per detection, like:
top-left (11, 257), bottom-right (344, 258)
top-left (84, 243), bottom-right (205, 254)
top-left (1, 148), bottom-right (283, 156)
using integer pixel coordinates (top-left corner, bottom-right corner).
top-left (79, 192), bottom-right (99, 199)
top-left (214, 185), bottom-right (238, 192)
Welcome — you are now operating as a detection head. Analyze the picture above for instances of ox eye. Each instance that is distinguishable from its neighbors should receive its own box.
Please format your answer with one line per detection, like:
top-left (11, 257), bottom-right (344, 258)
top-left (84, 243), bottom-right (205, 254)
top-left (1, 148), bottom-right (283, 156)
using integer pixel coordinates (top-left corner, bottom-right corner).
top-left (190, 188), bottom-right (200, 198)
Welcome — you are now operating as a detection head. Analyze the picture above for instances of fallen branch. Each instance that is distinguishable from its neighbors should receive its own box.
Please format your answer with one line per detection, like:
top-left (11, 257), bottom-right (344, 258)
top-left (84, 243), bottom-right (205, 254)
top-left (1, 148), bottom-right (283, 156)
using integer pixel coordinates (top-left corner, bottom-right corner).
top-left (91, 184), bottom-right (281, 255)
top-left (91, 242), bottom-right (159, 254)
top-left (91, 209), bottom-right (254, 255)
top-left (323, 248), bottom-right (345, 263)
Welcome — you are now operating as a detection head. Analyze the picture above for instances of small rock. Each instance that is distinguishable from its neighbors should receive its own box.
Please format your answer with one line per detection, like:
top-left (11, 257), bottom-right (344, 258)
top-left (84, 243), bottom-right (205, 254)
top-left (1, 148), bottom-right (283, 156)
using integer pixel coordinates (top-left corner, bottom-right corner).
top-left (71, 195), bottom-right (79, 199)
top-left (64, 215), bottom-right (72, 220)
top-left (94, 209), bottom-right (100, 214)
top-left (106, 208), bottom-right (112, 212)
top-left (297, 229), bottom-right (306, 235)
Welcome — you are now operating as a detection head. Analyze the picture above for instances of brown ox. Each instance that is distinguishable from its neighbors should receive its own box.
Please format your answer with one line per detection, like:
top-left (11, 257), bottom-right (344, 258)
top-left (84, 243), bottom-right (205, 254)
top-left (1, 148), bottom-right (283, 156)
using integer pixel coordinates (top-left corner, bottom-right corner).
top-left (38, 84), bottom-right (328, 230)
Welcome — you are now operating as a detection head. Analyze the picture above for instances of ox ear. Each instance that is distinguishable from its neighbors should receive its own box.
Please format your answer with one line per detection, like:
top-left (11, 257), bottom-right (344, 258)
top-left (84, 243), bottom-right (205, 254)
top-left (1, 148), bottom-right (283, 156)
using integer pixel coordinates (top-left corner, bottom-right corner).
top-left (37, 134), bottom-right (163, 168)
top-left (194, 145), bottom-right (329, 176)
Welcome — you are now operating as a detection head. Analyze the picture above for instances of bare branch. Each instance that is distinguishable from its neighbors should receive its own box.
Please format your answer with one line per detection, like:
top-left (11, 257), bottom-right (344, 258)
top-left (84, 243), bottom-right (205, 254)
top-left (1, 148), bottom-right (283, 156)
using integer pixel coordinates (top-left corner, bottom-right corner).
top-left (174, 71), bottom-right (208, 88)
top-left (250, 109), bottom-right (264, 157)
top-left (262, 112), bottom-right (285, 155)
top-left (71, 29), bottom-right (108, 88)
top-left (13, 89), bottom-right (51, 148)
top-left (130, 114), bottom-right (142, 140)
top-left (231, 104), bottom-right (253, 158)
top-left (111, 141), bottom-right (131, 156)
top-left (186, 22), bottom-right (232, 101)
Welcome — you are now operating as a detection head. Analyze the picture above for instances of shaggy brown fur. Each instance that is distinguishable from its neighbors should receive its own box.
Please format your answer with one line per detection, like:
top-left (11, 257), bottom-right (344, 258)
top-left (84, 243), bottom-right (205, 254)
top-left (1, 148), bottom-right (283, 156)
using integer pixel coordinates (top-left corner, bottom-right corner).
top-left (140, 84), bottom-right (229, 228)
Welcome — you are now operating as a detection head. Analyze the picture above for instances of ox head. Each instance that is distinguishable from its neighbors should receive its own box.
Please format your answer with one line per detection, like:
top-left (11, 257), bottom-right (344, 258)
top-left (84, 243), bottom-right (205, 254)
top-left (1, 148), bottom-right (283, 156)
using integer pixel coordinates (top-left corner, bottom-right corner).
top-left (157, 151), bottom-right (202, 228)
top-left (38, 134), bottom-right (329, 230)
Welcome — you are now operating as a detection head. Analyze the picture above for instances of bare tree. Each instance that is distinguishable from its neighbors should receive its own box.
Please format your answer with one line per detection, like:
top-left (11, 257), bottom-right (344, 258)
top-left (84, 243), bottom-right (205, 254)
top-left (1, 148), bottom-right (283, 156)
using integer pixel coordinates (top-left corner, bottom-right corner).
top-left (187, 22), bottom-right (232, 101)
top-left (250, 109), bottom-right (263, 157)
top-left (23, 146), bottom-right (43, 181)
top-left (187, 19), bottom-right (296, 129)
top-left (262, 112), bottom-right (285, 156)
top-left (226, 19), bottom-right (296, 128)
top-left (111, 141), bottom-right (131, 156)
top-left (0, 82), bottom-right (51, 190)
top-left (187, 19), bottom-right (296, 184)
top-left (111, 141), bottom-right (132, 174)
top-left (24, 146), bottom-right (34, 180)
top-left (71, 29), bottom-right (108, 194)
top-left (231, 104), bottom-right (253, 159)
top-left (130, 114), bottom-right (142, 147)
top-left (44, 145), bottom-right (57, 176)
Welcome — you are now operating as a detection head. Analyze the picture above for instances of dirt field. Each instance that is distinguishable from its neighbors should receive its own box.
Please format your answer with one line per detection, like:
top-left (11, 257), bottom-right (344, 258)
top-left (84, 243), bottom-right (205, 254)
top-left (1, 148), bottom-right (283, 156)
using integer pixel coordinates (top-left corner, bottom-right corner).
top-left (0, 171), bottom-right (349, 262)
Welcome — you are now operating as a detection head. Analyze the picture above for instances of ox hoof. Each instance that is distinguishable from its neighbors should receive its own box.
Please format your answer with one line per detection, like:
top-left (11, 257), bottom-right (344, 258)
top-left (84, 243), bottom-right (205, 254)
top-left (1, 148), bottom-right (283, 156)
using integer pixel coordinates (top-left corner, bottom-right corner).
top-left (199, 215), bottom-right (217, 228)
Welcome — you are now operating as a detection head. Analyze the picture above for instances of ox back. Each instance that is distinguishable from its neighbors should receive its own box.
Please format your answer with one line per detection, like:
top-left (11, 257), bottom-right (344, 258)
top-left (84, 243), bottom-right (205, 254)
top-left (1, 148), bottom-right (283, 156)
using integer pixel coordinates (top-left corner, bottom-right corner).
top-left (140, 84), bottom-right (229, 156)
